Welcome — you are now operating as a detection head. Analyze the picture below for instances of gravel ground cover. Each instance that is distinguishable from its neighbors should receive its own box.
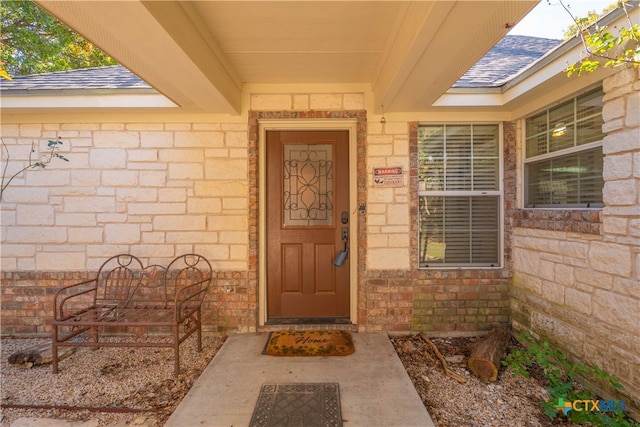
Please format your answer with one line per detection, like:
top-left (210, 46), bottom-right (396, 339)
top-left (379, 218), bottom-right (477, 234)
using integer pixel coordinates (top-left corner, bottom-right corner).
top-left (1, 333), bottom-right (618, 427)
top-left (1, 335), bottom-right (226, 427)
top-left (390, 334), bottom-right (580, 427)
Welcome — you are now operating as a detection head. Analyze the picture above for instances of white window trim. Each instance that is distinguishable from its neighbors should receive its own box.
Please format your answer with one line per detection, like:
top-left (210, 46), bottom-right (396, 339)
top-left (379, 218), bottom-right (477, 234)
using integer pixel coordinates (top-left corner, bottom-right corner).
top-left (522, 88), bottom-right (605, 210)
top-left (417, 122), bottom-right (504, 270)
top-left (524, 139), bottom-right (603, 164)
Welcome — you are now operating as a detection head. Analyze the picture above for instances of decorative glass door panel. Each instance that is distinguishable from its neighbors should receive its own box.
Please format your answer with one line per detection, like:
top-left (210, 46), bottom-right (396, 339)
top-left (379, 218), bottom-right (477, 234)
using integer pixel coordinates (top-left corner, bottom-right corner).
top-left (283, 144), bottom-right (333, 227)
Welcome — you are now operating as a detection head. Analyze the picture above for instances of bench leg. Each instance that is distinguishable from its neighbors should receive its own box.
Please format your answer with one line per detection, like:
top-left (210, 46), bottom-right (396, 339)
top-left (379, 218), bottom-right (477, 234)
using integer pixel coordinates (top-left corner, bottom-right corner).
top-left (51, 325), bottom-right (59, 374)
top-left (197, 307), bottom-right (203, 352)
top-left (174, 328), bottom-right (180, 376)
top-left (90, 326), bottom-right (100, 350)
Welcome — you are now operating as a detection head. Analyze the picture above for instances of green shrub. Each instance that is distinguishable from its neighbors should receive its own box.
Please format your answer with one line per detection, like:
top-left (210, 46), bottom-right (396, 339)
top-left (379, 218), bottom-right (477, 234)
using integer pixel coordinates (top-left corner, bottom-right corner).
top-left (503, 333), bottom-right (638, 427)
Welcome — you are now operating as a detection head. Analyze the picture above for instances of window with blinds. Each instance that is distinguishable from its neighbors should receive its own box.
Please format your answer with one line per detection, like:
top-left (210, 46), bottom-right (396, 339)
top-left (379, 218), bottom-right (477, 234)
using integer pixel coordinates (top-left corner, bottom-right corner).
top-left (525, 88), bottom-right (604, 208)
top-left (418, 124), bottom-right (501, 268)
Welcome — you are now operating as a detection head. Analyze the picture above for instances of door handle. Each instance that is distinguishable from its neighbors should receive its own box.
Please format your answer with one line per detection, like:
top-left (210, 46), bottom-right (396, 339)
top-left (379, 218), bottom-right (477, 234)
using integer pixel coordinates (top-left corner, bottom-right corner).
top-left (335, 227), bottom-right (349, 267)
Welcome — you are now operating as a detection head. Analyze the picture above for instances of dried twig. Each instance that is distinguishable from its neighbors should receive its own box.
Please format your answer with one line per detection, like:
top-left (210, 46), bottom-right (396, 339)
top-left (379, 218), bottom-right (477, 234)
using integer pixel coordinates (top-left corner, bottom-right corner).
top-left (0, 138), bottom-right (68, 201)
top-left (419, 332), bottom-right (467, 384)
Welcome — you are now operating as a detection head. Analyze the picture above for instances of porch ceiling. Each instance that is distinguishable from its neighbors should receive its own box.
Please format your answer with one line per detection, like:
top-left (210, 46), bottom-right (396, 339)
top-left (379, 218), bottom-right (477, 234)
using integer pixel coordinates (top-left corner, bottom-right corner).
top-left (35, 1), bottom-right (537, 115)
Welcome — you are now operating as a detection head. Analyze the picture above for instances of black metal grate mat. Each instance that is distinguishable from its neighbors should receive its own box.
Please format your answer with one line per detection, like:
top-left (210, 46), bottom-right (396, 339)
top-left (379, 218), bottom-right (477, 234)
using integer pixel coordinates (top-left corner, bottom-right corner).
top-left (249, 383), bottom-right (343, 427)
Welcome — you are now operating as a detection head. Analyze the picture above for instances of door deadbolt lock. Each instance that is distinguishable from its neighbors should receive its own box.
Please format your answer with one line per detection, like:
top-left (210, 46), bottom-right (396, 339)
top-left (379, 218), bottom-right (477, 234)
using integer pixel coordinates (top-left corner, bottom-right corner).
top-left (341, 211), bottom-right (349, 224)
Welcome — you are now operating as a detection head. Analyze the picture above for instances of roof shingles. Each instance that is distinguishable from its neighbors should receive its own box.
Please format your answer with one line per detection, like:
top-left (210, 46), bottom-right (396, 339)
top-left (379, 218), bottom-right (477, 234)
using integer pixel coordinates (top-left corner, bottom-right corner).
top-left (454, 35), bottom-right (562, 88)
top-left (0, 65), bottom-right (150, 91)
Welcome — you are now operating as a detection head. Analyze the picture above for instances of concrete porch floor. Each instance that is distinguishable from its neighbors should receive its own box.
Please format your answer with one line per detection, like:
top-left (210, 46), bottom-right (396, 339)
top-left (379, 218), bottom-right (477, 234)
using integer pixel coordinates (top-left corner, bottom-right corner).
top-left (165, 332), bottom-right (435, 426)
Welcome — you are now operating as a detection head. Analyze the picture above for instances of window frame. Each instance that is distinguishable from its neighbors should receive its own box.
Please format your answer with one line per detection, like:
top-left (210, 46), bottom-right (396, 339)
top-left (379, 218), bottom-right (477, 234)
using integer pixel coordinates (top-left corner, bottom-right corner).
top-left (523, 87), bottom-right (605, 209)
top-left (417, 123), bottom-right (504, 269)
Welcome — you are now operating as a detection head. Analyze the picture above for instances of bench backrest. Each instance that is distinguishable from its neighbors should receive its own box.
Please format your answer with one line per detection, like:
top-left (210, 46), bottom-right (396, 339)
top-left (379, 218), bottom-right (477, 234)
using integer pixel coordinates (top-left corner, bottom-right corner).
top-left (166, 254), bottom-right (212, 307)
top-left (94, 253), bottom-right (211, 308)
top-left (95, 254), bottom-right (145, 306)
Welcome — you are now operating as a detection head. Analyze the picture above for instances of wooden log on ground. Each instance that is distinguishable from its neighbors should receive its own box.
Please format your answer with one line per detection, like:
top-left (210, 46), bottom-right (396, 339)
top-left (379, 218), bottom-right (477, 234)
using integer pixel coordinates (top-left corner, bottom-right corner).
top-left (467, 326), bottom-right (510, 382)
top-left (8, 341), bottom-right (75, 368)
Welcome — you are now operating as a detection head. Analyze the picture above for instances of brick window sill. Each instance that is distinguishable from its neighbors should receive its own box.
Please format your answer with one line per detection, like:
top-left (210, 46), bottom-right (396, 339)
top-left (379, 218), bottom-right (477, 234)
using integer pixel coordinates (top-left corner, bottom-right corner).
top-left (512, 208), bottom-right (602, 234)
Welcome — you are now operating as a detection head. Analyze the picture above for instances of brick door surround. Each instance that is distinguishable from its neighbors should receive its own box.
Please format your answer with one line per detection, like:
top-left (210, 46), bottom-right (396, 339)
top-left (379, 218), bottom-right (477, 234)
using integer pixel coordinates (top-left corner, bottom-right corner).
top-left (248, 111), bottom-right (367, 328)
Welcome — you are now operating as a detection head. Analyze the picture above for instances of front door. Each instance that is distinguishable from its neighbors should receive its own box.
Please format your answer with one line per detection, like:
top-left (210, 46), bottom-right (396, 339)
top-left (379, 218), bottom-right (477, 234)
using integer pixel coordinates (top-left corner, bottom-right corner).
top-left (266, 130), bottom-right (350, 320)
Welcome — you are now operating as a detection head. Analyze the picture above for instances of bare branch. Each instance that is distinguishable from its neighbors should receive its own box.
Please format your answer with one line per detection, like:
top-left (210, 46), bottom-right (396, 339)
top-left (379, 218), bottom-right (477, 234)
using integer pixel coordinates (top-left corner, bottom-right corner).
top-left (0, 138), bottom-right (68, 202)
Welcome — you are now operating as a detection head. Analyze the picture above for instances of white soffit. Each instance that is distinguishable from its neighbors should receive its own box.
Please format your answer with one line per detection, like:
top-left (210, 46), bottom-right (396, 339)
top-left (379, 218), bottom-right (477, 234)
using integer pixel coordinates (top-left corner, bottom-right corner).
top-left (31, 0), bottom-right (537, 115)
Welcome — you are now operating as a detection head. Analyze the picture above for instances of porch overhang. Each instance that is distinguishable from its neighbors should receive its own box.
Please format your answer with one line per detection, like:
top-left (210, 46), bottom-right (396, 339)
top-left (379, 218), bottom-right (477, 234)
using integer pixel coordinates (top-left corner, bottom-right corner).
top-left (31, 0), bottom-right (537, 115)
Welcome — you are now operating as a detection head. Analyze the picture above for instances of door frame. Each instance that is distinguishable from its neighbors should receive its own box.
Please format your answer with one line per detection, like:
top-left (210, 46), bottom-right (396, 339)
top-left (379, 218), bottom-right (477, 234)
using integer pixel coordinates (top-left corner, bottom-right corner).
top-left (258, 119), bottom-right (358, 326)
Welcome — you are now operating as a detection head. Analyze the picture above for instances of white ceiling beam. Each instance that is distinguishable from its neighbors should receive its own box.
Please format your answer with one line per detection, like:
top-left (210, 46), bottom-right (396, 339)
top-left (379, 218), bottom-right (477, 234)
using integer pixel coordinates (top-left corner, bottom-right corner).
top-left (36, 1), bottom-right (242, 114)
top-left (375, 1), bottom-right (537, 113)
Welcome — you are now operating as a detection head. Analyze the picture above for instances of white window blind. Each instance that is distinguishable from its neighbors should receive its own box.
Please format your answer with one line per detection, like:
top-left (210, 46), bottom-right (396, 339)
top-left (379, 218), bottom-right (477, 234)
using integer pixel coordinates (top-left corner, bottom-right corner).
top-left (525, 88), bottom-right (604, 208)
top-left (418, 124), bottom-right (501, 267)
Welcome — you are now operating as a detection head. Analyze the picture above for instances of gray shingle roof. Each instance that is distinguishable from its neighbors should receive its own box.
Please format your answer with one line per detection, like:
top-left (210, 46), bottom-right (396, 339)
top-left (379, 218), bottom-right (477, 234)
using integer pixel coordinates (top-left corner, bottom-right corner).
top-left (0, 65), bottom-right (150, 91)
top-left (0, 35), bottom-right (562, 92)
top-left (454, 35), bottom-right (562, 88)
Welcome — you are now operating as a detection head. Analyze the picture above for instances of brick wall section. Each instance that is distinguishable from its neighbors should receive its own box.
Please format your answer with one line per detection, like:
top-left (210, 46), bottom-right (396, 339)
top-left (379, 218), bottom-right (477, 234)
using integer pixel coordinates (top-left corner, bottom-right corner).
top-left (363, 269), bottom-right (511, 335)
top-left (362, 270), bottom-right (414, 332)
top-left (0, 271), bottom-right (85, 335)
top-left (511, 209), bottom-right (602, 234)
top-left (504, 121), bottom-right (518, 270)
top-left (413, 270), bottom-right (511, 333)
top-left (213, 271), bottom-right (252, 333)
top-left (510, 67), bottom-right (640, 415)
top-left (0, 269), bottom-right (246, 335)
top-left (394, 122), bottom-right (512, 334)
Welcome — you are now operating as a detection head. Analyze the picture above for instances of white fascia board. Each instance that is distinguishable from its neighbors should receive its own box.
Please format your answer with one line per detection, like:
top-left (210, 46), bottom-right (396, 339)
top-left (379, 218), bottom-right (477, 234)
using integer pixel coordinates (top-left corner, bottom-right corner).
top-left (500, 50), bottom-right (582, 104)
top-left (433, 91), bottom-right (504, 107)
top-left (1, 93), bottom-right (177, 109)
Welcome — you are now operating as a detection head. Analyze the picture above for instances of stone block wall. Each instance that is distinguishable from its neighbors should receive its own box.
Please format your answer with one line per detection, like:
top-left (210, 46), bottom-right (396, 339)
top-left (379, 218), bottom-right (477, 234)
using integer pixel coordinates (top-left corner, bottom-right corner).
top-left (510, 67), bottom-right (640, 414)
top-left (0, 122), bottom-right (249, 271)
top-left (0, 121), bottom-right (253, 333)
top-left (366, 121), bottom-right (411, 270)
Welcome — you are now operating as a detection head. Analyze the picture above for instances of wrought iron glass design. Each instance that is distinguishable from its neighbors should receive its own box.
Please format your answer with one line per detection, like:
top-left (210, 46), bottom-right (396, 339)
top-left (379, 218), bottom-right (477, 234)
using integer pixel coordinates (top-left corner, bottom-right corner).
top-left (283, 144), bottom-right (333, 226)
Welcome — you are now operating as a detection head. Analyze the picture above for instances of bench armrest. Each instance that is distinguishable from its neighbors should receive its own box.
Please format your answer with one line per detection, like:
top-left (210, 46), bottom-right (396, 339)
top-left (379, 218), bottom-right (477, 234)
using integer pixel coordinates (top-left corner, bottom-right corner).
top-left (53, 279), bottom-right (98, 321)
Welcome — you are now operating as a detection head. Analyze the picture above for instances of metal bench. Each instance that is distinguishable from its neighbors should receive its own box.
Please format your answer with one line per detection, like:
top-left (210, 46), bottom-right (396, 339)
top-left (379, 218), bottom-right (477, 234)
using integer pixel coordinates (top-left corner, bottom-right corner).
top-left (50, 253), bottom-right (212, 376)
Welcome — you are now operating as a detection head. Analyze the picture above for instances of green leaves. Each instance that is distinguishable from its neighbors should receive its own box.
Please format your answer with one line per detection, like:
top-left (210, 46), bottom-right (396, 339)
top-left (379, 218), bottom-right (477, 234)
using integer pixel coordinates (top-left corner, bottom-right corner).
top-left (0, 0), bottom-right (116, 76)
top-left (503, 333), bottom-right (636, 426)
top-left (566, 1), bottom-right (640, 76)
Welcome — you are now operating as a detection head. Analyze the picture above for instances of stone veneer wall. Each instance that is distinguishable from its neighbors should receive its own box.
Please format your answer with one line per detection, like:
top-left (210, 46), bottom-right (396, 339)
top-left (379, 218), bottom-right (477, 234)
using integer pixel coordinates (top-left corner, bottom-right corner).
top-left (510, 67), bottom-right (640, 415)
top-left (0, 121), bottom-right (254, 333)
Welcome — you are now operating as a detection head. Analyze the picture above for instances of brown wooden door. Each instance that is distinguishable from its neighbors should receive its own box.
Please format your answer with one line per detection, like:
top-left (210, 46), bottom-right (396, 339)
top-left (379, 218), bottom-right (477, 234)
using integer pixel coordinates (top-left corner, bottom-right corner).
top-left (266, 130), bottom-right (350, 319)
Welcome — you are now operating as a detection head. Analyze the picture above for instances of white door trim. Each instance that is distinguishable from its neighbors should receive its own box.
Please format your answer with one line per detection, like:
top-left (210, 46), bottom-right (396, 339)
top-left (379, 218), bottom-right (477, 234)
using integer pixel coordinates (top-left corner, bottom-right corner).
top-left (258, 119), bottom-right (358, 325)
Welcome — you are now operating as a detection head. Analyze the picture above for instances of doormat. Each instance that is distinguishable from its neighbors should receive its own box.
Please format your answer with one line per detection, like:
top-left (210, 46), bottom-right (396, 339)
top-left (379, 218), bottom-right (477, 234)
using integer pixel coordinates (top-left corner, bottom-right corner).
top-left (263, 330), bottom-right (354, 357)
top-left (249, 383), bottom-right (343, 427)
